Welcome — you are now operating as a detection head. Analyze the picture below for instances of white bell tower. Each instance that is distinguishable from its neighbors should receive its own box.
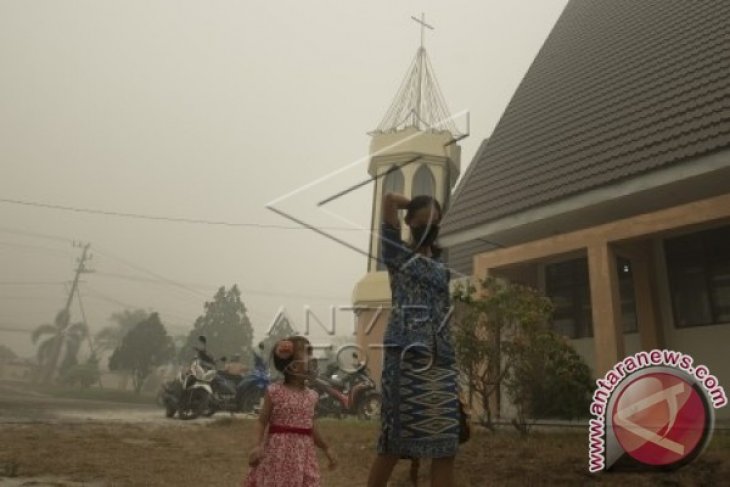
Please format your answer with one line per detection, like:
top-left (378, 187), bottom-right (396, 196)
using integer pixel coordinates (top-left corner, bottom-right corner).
top-left (351, 14), bottom-right (464, 385)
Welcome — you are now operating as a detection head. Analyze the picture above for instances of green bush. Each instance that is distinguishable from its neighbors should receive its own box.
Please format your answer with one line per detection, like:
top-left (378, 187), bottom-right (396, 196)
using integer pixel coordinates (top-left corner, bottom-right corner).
top-left (505, 331), bottom-right (593, 423)
top-left (453, 276), bottom-right (593, 433)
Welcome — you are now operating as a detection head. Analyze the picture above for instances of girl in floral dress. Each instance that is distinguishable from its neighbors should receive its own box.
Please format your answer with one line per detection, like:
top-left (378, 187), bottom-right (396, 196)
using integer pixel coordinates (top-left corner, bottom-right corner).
top-left (244, 336), bottom-right (336, 487)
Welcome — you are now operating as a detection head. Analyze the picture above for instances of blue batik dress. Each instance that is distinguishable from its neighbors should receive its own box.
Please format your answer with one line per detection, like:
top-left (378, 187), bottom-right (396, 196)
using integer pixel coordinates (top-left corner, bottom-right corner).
top-left (377, 221), bottom-right (460, 458)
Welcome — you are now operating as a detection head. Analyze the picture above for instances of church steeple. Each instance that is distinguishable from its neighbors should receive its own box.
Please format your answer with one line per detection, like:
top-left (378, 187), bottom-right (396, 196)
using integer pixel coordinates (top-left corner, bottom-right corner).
top-left (372, 13), bottom-right (462, 137)
top-left (352, 14), bottom-right (464, 390)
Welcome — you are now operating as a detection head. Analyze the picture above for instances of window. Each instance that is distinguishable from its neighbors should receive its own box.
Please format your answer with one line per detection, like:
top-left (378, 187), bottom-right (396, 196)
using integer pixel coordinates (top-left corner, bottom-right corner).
top-left (664, 225), bottom-right (730, 328)
top-left (545, 257), bottom-right (638, 339)
top-left (412, 164), bottom-right (435, 198)
top-left (545, 259), bottom-right (593, 339)
top-left (377, 166), bottom-right (404, 271)
top-left (382, 165), bottom-right (404, 195)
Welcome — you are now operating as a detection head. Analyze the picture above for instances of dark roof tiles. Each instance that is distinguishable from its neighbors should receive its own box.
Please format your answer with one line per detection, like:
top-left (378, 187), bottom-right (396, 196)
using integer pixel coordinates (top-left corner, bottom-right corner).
top-left (441, 0), bottom-right (730, 236)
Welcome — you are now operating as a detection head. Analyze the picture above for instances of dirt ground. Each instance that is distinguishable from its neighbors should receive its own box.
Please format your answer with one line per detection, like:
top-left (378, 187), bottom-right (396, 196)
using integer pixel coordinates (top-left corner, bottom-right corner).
top-left (1, 381), bottom-right (728, 486)
top-left (1, 417), bottom-right (729, 487)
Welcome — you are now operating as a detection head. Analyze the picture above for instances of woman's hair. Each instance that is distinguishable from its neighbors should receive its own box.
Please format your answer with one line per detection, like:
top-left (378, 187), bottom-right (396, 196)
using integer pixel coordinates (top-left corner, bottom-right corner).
top-left (405, 195), bottom-right (443, 259)
top-left (272, 335), bottom-right (312, 383)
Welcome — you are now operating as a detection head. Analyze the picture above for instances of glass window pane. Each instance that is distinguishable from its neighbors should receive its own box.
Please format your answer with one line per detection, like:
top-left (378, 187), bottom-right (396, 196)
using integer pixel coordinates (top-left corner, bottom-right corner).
top-left (545, 258), bottom-right (592, 339)
top-left (710, 262), bottom-right (730, 323)
top-left (412, 165), bottom-right (435, 197)
top-left (383, 166), bottom-right (404, 194)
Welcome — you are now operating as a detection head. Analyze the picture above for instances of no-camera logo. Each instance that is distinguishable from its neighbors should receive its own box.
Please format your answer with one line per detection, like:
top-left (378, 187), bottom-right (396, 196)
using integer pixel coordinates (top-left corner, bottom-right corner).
top-left (612, 371), bottom-right (710, 468)
top-left (589, 350), bottom-right (727, 472)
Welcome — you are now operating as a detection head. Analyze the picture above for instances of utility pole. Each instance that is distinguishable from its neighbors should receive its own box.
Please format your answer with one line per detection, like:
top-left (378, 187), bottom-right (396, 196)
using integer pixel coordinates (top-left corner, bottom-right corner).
top-left (43, 242), bottom-right (94, 383)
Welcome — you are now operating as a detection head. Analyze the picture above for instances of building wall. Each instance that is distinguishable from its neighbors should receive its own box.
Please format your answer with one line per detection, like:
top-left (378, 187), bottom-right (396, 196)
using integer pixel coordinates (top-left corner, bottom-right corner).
top-left (469, 193), bottom-right (730, 421)
top-left (653, 237), bottom-right (730, 418)
top-left (564, 232), bottom-right (730, 420)
top-left (355, 305), bottom-right (389, 390)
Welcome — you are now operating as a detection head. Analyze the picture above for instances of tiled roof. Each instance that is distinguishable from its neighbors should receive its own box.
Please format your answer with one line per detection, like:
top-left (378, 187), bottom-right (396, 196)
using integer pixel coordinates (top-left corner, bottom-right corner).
top-left (441, 0), bottom-right (730, 237)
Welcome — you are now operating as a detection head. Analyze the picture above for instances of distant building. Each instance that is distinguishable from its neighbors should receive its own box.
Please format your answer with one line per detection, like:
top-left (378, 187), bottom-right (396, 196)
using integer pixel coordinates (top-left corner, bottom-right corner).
top-left (441, 0), bottom-right (730, 419)
top-left (0, 358), bottom-right (36, 381)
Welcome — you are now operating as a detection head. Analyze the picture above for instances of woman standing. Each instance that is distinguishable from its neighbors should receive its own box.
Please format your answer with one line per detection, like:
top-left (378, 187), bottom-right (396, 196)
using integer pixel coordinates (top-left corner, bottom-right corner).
top-left (367, 192), bottom-right (459, 487)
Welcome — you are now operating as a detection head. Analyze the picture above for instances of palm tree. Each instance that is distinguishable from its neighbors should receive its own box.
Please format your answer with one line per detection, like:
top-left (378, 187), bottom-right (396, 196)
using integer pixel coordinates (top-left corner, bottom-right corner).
top-left (32, 309), bottom-right (88, 383)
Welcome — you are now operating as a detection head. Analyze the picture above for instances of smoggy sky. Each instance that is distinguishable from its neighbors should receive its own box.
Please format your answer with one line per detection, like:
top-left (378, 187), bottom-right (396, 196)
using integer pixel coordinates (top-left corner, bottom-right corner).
top-left (0, 0), bottom-right (568, 358)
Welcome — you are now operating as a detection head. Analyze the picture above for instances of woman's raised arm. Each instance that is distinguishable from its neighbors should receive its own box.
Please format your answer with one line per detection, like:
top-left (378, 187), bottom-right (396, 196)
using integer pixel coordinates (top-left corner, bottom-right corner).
top-left (382, 192), bottom-right (410, 228)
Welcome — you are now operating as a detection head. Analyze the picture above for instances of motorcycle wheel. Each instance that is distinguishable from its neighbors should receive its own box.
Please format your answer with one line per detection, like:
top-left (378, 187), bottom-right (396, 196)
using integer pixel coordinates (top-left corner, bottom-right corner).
top-left (165, 404), bottom-right (177, 418)
top-left (358, 392), bottom-right (382, 421)
top-left (178, 389), bottom-right (209, 420)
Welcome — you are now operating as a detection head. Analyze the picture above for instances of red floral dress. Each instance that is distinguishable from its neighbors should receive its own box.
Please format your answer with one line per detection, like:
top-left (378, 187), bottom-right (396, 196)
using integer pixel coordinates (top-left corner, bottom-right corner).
top-left (244, 382), bottom-right (320, 487)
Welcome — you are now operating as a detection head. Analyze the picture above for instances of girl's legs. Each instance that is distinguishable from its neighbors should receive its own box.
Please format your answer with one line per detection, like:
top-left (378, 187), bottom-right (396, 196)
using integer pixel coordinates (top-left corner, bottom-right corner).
top-left (430, 456), bottom-right (455, 487)
top-left (367, 454), bottom-right (399, 487)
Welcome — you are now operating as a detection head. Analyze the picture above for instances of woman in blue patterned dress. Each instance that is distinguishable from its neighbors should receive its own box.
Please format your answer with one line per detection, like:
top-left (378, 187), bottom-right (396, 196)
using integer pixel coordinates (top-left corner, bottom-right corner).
top-left (367, 192), bottom-right (459, 487)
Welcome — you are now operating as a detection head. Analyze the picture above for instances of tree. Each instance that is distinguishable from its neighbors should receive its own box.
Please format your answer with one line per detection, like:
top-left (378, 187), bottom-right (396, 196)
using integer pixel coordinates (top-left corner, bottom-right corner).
top-left (179, 285), bottom-right (254, 365)
top-left (0, 344), bottom-right (17, 363)
top-left (96, 309), bottom-right (150, 354)
top-left (452, 276), bottom-right (591, 432)
top-left (108, 313), bottom-right (174, 394)
top-left (32, 309), bottom-right (89, 383)
top-left (60, 356), bottom-right (101, 389)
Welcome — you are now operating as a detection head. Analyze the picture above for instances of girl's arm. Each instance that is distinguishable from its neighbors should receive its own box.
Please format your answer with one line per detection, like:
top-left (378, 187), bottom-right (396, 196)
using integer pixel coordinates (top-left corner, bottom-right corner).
top-left (313, 422), bottom-right (336, 469)
top-left (312, 422), bottom-right (328, 450)
top-left (382, 192), bottom-right (410, 228)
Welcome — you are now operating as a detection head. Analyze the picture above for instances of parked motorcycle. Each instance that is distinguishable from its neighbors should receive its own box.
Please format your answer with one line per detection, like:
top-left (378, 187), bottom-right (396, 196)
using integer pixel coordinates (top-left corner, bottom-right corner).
top-left (177, 345), bottom-right (217, 420)
top-left (159, 370), bottom-right (185, 418)
top-left (203, 343), bottom-right (271, 417)
top-left (159, 336), bottom-right (216, 420)
top-left (312, 360), bottom-right (381, 420)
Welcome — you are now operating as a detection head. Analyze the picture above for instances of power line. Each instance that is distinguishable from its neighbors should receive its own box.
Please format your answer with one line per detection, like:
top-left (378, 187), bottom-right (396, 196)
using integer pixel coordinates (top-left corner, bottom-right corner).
top-left (93, 247), bottom-right (209, 300)
top-left (80, 286), bottom-right (193, 329)
top-left (0, 197), bottom-right (362, 231)
top-left (0, 240), bottom-right (73, 259)
top-left (0, 226), bottom-right (72, 244)
top-left (0, 281), bottom-right (68, 286)
top-left (92, 270), bottom-right (347, 302)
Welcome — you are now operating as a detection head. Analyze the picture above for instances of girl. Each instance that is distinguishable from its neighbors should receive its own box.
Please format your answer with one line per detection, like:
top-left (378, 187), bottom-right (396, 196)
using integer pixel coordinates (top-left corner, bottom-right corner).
top-left (244, 336), bottom-right (336, 487)
top-left (367, 193), bottom-right (460, 487)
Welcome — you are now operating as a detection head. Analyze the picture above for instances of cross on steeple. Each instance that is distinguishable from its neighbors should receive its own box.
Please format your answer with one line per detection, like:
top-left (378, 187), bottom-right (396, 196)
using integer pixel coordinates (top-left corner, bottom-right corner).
top-left (373, 12), bottom-right (461, 136)
top-left (411, 12), bottom-right (434, 50)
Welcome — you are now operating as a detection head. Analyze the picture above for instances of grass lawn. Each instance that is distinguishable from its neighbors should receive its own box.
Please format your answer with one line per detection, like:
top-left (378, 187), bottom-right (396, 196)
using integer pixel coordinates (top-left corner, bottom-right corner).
top-left (46, 387), bottom-right (157, 405)
top-left (1, 418), bottom-right (728, 486)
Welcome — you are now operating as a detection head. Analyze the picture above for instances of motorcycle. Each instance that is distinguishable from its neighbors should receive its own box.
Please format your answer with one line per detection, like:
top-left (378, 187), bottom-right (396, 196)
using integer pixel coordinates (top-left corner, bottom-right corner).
top-left (205, 367), bottom-right (270, 416)
top-left (159, 369), bottom-right (185, 418)
top-left (205, 347), bottom-right (271, 417)
top-left (177, 346), bottom-right (217, 420)
top-left (312, 360), bottom-right (381, 420)
top-left (159, 336), bottom-right (217, 420)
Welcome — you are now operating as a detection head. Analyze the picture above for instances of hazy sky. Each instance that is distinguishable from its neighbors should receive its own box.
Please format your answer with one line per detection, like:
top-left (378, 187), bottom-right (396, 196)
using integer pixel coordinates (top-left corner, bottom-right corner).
top-left (0, 0), bottom-right (568, 358)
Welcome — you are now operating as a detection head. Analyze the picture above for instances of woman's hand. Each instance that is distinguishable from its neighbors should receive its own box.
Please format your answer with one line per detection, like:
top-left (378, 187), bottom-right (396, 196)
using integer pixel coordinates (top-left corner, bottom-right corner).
top-left (248, 446), bottom-right (264, 467)
top-left (385, 192), bottom-right (410, 209)
top-left (383, 193), bottom-right (410, 227)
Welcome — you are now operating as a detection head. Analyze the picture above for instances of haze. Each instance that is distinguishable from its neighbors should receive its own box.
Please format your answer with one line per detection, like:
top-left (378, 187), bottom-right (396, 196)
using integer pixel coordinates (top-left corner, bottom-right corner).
top-left (0, 0), bottom-right (568, 358)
